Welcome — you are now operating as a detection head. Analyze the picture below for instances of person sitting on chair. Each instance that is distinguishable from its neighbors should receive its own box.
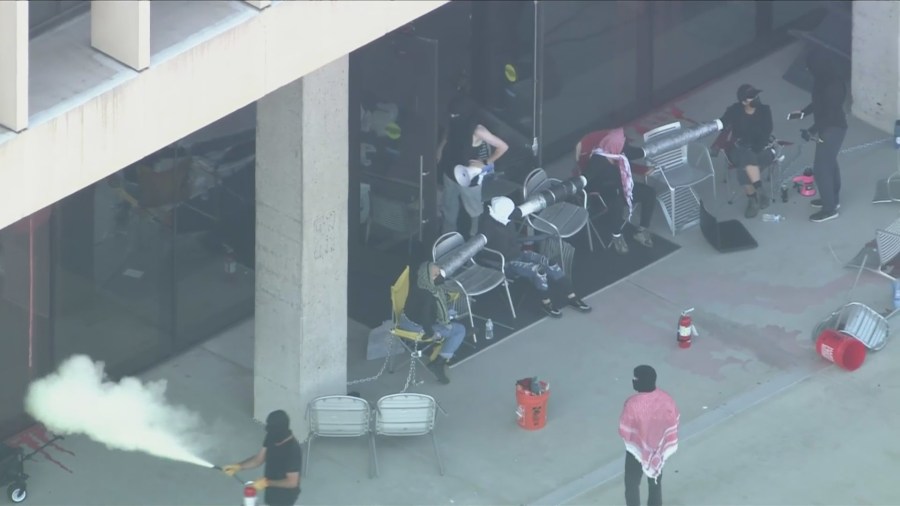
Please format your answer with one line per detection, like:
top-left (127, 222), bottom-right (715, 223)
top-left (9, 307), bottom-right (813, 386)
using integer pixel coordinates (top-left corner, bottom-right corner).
top-left (576, 128), bottom-right (656, 255)
top-left (716, 84), bottom-right (775, 219)
top-left (403, 262), bottom-right (467, 385)
top-left (480, 197), bottom-right (592, 318)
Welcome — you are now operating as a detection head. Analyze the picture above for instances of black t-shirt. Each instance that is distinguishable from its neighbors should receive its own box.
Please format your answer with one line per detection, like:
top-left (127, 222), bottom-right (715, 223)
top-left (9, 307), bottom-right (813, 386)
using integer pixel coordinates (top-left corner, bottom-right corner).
top-left (720, 103), bottom-right (773, 152)
top-left (263, 433), bottom-right (303, 506)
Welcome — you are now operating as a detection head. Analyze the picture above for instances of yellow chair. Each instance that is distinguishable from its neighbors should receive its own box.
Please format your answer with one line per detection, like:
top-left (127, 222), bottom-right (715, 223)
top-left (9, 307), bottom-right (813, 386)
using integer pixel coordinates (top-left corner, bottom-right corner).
top-left (387, 266), bottom-right (445, 376)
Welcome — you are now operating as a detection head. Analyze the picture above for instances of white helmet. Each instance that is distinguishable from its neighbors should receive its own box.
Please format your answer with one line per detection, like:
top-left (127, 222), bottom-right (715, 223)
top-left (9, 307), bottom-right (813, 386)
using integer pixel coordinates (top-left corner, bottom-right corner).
top-left (488, 196), bottom-right (516, 225)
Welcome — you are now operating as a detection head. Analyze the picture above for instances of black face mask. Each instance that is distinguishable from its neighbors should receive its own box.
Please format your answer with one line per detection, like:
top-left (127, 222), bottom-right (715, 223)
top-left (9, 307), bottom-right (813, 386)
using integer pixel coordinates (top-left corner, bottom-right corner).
top-left (750, 97), bottom-right (760, 107)
top-left (265, 410), bottom-right (291, 442)
top-left (433, 275), bottom-right (446, 286)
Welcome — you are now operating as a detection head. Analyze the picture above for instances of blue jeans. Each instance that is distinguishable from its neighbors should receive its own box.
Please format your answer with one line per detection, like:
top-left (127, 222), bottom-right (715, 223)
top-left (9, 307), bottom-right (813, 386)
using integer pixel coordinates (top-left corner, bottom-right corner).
top-left (507, 250), bottom-right (569, 294)
top-left (432, 322), bottom-right (465, 359)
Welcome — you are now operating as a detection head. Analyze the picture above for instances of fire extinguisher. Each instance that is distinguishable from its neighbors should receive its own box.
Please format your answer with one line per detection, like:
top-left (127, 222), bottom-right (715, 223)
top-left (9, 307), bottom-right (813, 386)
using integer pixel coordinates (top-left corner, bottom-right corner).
top-left (677, 308), bottom-right (697, 349)
top-left (243, 482), bottom-right (257, 506)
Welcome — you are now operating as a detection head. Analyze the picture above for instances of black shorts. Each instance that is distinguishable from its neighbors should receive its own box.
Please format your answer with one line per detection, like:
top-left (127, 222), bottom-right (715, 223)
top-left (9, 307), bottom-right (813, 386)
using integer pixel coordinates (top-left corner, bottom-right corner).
top-left (726, 145), bottom-right (774, 184)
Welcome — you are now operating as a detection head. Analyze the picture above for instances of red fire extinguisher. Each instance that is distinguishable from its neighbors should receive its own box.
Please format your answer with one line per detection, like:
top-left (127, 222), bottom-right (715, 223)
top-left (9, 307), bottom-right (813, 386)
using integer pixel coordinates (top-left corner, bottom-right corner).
top-left (677, 308), bottom-right (697, 349)
top-left (243, 482), bottom-right (257, 506)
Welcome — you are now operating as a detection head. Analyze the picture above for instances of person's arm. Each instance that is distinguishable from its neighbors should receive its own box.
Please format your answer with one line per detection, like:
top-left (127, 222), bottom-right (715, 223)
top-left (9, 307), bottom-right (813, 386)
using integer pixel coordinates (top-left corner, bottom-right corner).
top-left (474, 124), bottom-right (509, 164)
top-left (622, 144), bottom-right (644, 162)
top-left (223, 447), bottom-right (266, 475)
top-left (801, 101), bottom-right (814, 116)
top-left (762, 106), bottom-right (773, 139)
top-left (436, 124), bottom-right (448, 163)
top-left (719, 104), bottom-right (737, 130)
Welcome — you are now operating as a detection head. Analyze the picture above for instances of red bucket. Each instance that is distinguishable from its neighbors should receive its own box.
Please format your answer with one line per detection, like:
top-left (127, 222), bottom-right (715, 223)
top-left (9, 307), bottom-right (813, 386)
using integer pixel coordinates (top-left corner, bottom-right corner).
top-left (816, 329), bottom-right (866, 371)
top-left (515, 379), bottom-right (550, 431)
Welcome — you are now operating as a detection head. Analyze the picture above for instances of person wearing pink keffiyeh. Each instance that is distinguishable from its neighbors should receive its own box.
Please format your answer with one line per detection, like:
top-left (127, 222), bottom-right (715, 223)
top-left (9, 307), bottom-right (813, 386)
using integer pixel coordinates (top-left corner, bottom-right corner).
top-left (575, 129), bottom-right (657, 255)
top-left (618, 365), bottom-right (679, 506)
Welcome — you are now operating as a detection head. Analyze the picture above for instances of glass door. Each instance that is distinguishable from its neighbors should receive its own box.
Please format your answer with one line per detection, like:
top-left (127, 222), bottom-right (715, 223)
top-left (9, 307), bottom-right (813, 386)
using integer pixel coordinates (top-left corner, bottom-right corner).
top-left (348, 31), bottom-right (439, 326)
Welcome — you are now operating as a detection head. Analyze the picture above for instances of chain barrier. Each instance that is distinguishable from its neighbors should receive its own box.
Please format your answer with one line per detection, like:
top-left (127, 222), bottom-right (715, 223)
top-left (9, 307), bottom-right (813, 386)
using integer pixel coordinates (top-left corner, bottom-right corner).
top-left (345, 332), bottom-right (425, 391)
top-left (838, 137), bottom-right (892, 156)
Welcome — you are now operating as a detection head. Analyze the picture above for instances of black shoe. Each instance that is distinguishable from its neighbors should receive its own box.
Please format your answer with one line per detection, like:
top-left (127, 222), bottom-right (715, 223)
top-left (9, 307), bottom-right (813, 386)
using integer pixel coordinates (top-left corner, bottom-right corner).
top-left (810, 210), bottom-right (839, 223)
top-left (541, 300), bottom-right (562, 318)
top-left (568, 297), bottom-right (592, 313)
top-left (427, 356), bottom-right (450, 384)
top-left (810, 199), bottom-right (840, 210)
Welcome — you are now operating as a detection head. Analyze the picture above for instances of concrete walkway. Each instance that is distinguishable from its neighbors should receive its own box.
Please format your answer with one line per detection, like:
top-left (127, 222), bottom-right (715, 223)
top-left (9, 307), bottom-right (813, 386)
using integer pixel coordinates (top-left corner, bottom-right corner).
top-left (15, 41), bottom-right (900, 506)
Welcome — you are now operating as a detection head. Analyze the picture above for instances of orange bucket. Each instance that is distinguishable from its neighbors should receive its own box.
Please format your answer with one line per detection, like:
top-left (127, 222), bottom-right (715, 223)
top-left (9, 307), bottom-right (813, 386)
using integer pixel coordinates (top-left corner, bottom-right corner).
top-left (515, 379), bottom-right (550, 430)
top-left (816, 329), bottom-right (866, 371)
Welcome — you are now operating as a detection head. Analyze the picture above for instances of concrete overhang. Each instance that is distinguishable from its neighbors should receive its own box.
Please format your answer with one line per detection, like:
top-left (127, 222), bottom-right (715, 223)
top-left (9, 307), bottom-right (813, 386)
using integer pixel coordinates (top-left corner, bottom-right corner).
top-left (0, 0), bottom-right (447, 230)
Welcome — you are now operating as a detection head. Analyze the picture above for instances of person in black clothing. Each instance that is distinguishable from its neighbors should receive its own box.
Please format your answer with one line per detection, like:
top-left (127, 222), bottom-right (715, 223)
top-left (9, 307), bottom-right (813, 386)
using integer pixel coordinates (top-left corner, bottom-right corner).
top-left (576, 128), bottom-right (657, 255)
top-left (718, 84), bottom-right (775, 218)
top-left (224, 410), bottom-right (302, 506)
top-left (480, 196), bottom-right (591, 317)
top-left (403, 262), bottom-right (467, 384)
top-left (790, 48), bottom-right (848, 223)
top-left (437, 95), bottom-right (509, 237)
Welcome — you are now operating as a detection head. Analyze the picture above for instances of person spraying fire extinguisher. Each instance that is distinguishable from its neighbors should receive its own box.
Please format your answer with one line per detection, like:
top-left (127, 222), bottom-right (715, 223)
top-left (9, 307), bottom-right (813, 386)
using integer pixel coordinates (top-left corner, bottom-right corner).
top-left (223, 410), bottom-right (302, 506)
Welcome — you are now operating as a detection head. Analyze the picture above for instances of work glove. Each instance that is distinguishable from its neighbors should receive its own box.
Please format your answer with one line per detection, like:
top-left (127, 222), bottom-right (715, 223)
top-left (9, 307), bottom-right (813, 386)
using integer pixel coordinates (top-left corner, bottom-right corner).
top-left (252, 478), bottom-right (269, 491)
top-left (222, 464), bottom-right (241, 476)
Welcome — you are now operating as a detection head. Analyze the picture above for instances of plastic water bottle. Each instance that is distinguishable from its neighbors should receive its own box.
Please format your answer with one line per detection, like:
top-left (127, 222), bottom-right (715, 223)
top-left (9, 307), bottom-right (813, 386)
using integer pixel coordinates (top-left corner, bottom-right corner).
top-left (762, 213), bottom-right (784, 222)
top-left (892, 280), bottom-right (900, 310)
top-left (485, 318), bottom-right (494, 340)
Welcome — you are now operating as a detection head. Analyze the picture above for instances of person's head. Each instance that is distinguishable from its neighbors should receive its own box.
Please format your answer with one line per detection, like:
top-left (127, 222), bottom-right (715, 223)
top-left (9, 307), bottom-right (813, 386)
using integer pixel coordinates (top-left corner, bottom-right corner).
top-left (737, 84), bottom-right (761, 108)
top-left (488, 196), bottom-right (516, 225)
top-left (632, 365), bottom-right (657, 393)
top-left (265, 409), bottom-right (292, 440)
top-left (429, 263), bottom-right (446, 285)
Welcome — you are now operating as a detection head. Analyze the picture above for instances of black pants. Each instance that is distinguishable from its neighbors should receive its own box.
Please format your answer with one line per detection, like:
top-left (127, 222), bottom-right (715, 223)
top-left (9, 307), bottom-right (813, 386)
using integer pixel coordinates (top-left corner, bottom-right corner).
top-left (812, 126), bottom-right (847, 213)
top-left (625, 451), bottom-right (662, 506)
top-left (598, 182), bottom-right (656, 232)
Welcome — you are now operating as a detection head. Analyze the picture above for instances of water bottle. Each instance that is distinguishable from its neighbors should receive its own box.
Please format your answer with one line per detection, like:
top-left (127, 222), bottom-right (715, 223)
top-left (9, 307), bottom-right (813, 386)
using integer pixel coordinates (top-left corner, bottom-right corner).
top-left (892, 280), bottom-right (900, 310)
top-left (761, 213), bottom-right (784, 222)
top-left (485, 319), bottom-right (494, 340)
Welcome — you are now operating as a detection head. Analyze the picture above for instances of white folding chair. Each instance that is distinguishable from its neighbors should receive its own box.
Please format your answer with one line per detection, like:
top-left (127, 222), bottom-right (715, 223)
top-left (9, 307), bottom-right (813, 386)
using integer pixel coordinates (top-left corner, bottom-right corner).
top-left (304, 395), bottom-right (375, 478)
top-left (372, 393), bottom-right (444, 477)
top-left (522, 168), bottom-right (594, 252)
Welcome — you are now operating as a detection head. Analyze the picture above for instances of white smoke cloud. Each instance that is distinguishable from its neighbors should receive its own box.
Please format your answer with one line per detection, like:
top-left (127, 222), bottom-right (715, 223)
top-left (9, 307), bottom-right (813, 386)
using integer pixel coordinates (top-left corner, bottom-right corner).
top-left (25, 355), bottom-right (213, 468)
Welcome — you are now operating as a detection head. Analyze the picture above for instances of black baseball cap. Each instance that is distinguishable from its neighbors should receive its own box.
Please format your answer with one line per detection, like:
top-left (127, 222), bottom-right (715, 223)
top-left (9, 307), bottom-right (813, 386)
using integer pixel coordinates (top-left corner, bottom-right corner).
top-left (737, 84), bottom-right (761, 101)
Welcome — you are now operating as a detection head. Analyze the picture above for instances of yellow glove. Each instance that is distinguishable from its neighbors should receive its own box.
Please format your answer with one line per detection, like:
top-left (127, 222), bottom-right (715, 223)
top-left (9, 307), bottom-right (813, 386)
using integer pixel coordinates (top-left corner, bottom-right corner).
top-left (222, 464), bottom-right (241, 476)
top-left (252, 478), bottom-right (269, 491)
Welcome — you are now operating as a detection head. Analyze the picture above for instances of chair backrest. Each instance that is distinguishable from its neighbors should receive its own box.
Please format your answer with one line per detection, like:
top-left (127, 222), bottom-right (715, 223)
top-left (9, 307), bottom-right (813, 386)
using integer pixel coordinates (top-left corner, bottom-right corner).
top-left (432, 232), bottom-right (466, 266)
top-left (375, 393), bottom-right (437, 437)
top-left (643, 122), bottom-right (688, 173)
top-left (308, 395), bottom-right (371, 437)
top-left (523, 168), bottom-right (553, 200)
top-left (390, 267), bottom-right (412, 324)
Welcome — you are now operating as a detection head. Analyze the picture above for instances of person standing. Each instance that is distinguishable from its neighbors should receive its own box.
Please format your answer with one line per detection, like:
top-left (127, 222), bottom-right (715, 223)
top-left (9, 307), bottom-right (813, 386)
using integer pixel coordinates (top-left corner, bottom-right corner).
top-left (437, 95), bottom-right (509, 237)
top-left (224, 410), bottom-right (303, 506)
top-left (790, 48), bottom-right (848, 223)
top-left (619, 365), bottom-right (680, 506)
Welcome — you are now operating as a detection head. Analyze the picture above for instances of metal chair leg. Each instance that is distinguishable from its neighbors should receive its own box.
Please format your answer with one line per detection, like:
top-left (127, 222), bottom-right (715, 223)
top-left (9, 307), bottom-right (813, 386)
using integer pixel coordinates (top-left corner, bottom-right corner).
top-left (303, 434), bottom-right (314, 477)
top-left (502, 279), bottom-right (517, 320)
top-left (371, 434), bottom-right (380, 478)
top-left (367, 432), bottom-right (376, 479)
top-left (431, 432), bottom-right (445, 476)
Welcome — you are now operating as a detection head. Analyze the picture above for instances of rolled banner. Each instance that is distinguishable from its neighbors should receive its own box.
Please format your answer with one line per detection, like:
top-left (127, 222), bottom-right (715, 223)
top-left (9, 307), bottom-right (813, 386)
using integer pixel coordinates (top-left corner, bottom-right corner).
top-left (436, 234), bottom-right (488, 277)
top-left (639, 120), bottom-right (724, 159)
top-left (515, 175), bottom-right (588, 219)
top-left (454, 164), bottom-right (484, 187)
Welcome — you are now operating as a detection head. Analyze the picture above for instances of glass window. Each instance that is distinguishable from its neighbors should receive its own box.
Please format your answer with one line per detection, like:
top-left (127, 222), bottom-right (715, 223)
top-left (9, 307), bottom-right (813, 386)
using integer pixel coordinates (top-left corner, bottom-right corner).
top-left (652, 1), bottom-right (757, 91)
top-left (540, 1), bottom-right (640, 151)
top-left (173, 123), bottom-right (257, 344)
top-left (773, 1), bottom-right (828, 30)
top-left (53, 170), bottom-right (175, 376)
top-left (0, 208), bottom-right (52, 436)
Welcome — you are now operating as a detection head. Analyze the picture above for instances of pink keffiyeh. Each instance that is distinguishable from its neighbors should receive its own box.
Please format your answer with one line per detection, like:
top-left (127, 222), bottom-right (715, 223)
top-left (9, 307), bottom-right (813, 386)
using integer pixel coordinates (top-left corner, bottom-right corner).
top-left (618, 389), bottom-right (680, 481)
top-left (589, 128), bottom-right (635, 220)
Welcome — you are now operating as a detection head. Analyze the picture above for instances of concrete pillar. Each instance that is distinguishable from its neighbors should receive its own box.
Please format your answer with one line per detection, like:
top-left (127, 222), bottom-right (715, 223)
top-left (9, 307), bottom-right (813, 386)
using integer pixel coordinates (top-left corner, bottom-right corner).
top-left (244, 0), bottom-right (272, 10)
top-left (0, 1), bottom-right (28, 132)
top-left (91, 0), bottom-right (151, 71)
top-left (851, 1), bottom-right (900, 134)
top-left (254, 56), bottom-right (349, 437)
